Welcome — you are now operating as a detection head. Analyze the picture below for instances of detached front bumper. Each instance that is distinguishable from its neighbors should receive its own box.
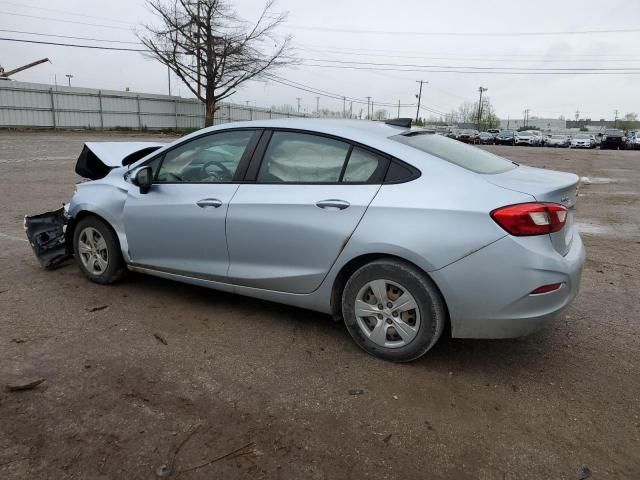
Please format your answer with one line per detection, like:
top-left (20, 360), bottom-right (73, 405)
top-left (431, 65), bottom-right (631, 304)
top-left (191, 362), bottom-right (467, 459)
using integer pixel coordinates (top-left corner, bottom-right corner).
top-left (431, 229), bottom-right (585, 339)
top-left (24, 206), bottom-right (72, 269)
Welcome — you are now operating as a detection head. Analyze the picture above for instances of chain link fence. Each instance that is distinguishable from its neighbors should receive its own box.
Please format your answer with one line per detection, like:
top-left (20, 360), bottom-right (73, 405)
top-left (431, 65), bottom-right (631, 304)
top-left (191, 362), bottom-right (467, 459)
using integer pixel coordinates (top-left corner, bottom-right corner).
top-left (0, 80), bottom-right (308, 130)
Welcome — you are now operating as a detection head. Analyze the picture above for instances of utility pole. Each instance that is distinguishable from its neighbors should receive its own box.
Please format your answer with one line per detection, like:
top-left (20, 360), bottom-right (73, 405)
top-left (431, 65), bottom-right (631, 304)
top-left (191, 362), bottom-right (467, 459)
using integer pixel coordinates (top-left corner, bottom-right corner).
top-left (614, 109), bottom-right (619, 127)
top-left (523, 109), bottom-right (531, 127)
top-left (195, 1), bottom-right (201, 98)
top-left (296, 97), bottom-right (301, 113)
top-left (575, 110), bottom-right (580, 122)
top-left (415, 80), bottom-right (427, 124)
top-left (397, 100), bottom-right (401, 118)
top-left (477, 87), bottom-right (488, 130)
top-left (343, 96), bottom-right (346, 118)
top-left (65, 74), bottom-right (73, 87)
top-left (167, 65), bottom-right (171, 96)
top-left (366, 96), bottom-right (371, 120)
top-left (316, 96), bottom-right (320, 117)
top-left (371, 100), bottom-right (374, 120)
top-left (349, 101), bottom-right (353, 119)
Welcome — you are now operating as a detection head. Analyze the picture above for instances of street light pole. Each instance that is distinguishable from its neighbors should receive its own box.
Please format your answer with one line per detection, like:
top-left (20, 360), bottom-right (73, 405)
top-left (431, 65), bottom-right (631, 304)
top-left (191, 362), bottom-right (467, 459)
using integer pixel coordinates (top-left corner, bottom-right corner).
top-left (65, 74), bottom-right (73, 87)
top-left (415, 80), bottom-right (427, 124)
top-left (477, 86), bottom-right (488, 130)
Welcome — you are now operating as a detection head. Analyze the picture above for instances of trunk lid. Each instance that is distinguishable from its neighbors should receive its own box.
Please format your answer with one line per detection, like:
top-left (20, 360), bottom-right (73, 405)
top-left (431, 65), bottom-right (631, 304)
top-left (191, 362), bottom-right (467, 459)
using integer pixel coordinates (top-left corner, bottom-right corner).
top-left (75, 142), bottom-right (165, 180)
top-left (484, 165), bottom-right (579, 255)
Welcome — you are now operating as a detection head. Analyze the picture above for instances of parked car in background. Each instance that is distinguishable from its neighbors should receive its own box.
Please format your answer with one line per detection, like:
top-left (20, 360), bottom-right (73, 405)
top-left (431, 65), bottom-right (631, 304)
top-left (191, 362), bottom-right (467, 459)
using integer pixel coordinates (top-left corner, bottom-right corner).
top-left (600, 129), bottom-right (626, 149)
top-left (515, 130), bottom-right (542, 146)
top-left (487, 128), bottom-right (500, 137)
top-left (546, 134), bottom-right (570, 148)
top-left (627, 131), bottom-right (640, 149)
top-left (478, 132), bottom-right (495, 144)
top-left (457, 129), bottom-right (480, 144)
top-left (446, 129), bottom-right (459, 139)
top-left (23, 118), bottom-right (585, 362)
top-left (570, 133), bottom-right (596, 149)
top-left (495, 130), bottom-right (516, 145)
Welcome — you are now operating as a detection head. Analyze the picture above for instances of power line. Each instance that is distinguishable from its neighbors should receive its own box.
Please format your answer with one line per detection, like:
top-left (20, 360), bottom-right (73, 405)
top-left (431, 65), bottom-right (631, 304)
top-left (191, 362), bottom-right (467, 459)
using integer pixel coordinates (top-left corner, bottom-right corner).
top-left (0, 29), bottom-right (141, 44)
top-left (262, 73), bottom-right (417, 109)
top-left (297, 63), bottom-right (640, 75)
top-left (286, 24), bottom-right (640, 37)
top-left (288, 56), bottom-right (640, 72)
top-left (0, 37), bottom-right (145, 51)
top-left (3, 36), bottom-right (640, 76)
top-left (0, 11), bottom-right (134, 30)
top-left (297, 42), bottom-right (640, 59)
top-left (4, 30), bottom-right (639, 71)
top-left (294, 44), bottom-right (640, 64)
top-left (0, 0), bottom-right (137, 26)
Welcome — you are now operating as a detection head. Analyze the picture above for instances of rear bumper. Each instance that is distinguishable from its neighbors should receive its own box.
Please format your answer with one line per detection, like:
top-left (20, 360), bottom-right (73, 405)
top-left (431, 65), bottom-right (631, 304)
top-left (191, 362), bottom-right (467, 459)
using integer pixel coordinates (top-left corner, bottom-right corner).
top-left (431, 229), bottom-right (585, 339)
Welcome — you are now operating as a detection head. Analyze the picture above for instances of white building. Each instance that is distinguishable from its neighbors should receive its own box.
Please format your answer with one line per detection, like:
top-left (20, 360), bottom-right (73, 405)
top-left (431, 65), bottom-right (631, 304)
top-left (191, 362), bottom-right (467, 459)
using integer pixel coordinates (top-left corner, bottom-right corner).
top-left (500, 117), bottom-right (567, 131)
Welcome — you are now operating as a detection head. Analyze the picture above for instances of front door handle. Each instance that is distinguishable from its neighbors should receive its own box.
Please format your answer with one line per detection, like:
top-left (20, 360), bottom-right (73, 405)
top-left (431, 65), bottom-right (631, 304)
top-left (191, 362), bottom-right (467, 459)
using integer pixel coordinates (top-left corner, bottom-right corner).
top-left (315, 199), bottom-right (350, 210)
top-left (196, 198), bottom-right (223, 208)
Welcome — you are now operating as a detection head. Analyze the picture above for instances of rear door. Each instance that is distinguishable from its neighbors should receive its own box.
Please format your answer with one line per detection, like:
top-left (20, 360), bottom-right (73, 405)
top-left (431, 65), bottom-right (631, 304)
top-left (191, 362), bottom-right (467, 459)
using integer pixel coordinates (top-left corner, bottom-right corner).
top-left (227, 130), bottom-right (388, 294)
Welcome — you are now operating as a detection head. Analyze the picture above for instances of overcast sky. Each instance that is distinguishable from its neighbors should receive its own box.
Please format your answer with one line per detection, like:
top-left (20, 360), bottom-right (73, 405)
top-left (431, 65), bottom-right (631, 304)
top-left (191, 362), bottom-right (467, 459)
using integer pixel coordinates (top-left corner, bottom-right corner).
top-left (1, 0), bottom-right (639, 120)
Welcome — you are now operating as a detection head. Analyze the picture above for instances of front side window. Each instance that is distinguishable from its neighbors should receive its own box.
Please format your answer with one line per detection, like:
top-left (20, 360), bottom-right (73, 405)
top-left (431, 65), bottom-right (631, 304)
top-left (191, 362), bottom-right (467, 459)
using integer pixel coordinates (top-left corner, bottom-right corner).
top-left (156, 130), bottom-right (256, 183)
top-left (257, 132), bottom-right (350, 183)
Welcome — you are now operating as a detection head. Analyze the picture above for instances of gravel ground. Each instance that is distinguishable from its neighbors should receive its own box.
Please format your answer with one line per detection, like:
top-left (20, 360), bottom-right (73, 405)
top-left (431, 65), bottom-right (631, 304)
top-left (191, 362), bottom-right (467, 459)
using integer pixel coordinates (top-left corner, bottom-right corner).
top-left (1, 131), bottom-right (639, 479)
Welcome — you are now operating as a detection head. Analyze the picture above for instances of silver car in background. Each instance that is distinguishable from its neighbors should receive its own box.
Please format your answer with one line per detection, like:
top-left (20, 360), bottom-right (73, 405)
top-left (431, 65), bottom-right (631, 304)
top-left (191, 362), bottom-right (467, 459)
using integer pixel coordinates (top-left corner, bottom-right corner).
top-left (25, 119), bottom-right (585, 362)
top-left (571, 133), bottom-right (596, 149)
top-left (515, 130), bottom-right (542, 146)
top-left (546, 135), bottom-right (571, 148)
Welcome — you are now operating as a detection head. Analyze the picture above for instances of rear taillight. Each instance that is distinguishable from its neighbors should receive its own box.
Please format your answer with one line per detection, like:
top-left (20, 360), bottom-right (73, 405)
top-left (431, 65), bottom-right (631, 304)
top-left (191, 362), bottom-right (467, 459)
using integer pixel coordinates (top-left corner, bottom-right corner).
top-left (491, 202), bottom-right (568, 236)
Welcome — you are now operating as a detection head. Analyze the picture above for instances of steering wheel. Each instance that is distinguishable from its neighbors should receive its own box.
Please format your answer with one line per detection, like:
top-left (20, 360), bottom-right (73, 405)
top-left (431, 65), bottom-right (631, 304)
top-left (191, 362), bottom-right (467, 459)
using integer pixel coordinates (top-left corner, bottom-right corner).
top-left (200, 160), bottom-right (233, 181)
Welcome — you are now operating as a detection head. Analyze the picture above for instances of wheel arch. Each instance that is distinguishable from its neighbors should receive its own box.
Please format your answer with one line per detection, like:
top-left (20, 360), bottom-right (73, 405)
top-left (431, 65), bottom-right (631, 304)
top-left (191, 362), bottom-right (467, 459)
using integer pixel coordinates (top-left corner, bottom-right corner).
top-left (67, 210), bottom-right (123, 256)
top-left (330, 253), bottom-right (450, 333)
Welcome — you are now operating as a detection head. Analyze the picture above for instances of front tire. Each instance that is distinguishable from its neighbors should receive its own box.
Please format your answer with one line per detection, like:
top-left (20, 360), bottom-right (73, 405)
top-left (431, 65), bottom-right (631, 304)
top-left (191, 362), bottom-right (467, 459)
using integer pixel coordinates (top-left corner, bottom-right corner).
top-left (341, 259), bottom-right (446, 362)
top-left (73, 216), bottom-right (126, 284)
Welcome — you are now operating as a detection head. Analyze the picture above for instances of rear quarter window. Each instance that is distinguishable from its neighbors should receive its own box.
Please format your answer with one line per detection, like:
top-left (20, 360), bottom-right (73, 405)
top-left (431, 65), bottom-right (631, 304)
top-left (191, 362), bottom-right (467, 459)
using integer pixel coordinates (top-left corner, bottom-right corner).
top-left (391, 132), bottom-right (517, 174)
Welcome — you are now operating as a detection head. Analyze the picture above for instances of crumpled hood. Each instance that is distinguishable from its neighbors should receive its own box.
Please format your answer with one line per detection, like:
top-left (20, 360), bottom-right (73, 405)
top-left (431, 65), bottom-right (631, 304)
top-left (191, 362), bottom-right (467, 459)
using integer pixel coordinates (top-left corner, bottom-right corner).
top-left (75, 142), bottom-right (166, 180)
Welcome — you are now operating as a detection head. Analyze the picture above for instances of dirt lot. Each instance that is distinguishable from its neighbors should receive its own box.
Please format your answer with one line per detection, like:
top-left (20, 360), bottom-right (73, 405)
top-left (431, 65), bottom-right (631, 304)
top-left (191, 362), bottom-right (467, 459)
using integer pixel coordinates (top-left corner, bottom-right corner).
top-left (1, 131), bottom-right (639, 479)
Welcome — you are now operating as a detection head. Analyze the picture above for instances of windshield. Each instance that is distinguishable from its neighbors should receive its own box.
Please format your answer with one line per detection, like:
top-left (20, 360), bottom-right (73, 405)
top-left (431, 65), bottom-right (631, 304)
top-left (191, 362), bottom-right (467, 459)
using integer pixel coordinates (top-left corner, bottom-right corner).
top-left (461, 130), bottom-right (477, 134)
top-left (605, 130), bottom-right (622, 135)
top-left (392, 132), bottom-right (517, 174)
top-left (551, 135), bottom-right (566, 139)
top-left (575, 134), bottom-right (590, 139)
top-left (499, 130), bottom-right (514, 135)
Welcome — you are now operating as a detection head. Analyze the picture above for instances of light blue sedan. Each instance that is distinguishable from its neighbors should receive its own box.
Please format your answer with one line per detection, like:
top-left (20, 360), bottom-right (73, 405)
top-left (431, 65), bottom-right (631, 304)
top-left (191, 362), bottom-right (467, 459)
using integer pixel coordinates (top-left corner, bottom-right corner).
top-left (25, 119), bottom-right (585, 362)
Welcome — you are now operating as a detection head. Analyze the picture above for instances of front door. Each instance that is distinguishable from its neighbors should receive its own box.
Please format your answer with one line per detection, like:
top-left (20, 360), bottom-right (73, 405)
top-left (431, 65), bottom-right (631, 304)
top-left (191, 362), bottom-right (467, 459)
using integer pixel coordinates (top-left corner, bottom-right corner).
top-left (123, 129), bottom-right (259, 280)
top-left (227, 131), bottom-right (387, 294)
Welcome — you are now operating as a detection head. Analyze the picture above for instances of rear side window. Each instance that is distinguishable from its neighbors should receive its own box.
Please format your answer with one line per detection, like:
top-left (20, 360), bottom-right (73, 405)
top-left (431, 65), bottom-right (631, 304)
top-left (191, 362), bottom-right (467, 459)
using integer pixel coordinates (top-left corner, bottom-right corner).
top-left (393, 132), bottom-right (516, 174)
top-left (257, 131), bottom-right (349, 183)
top-left (342, 147), bottom-right (385, 183)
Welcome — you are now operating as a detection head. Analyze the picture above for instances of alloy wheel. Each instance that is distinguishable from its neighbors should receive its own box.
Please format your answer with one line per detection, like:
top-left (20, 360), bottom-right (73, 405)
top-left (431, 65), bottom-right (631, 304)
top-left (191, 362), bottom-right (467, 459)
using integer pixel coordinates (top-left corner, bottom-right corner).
top-left (78, 227), bottom-right (109, 275)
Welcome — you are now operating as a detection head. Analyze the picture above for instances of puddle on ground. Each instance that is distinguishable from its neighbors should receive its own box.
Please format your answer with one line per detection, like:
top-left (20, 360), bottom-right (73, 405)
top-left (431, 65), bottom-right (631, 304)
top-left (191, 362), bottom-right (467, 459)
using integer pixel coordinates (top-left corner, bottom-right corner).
top-left (575, 222), bottom-right (616, 235)
top-left (580, 176), bottom-right (618, 185)
top-left (575, 221), bottom-right (639, 239)
top-left (578, 191), bottom-right (637, 196)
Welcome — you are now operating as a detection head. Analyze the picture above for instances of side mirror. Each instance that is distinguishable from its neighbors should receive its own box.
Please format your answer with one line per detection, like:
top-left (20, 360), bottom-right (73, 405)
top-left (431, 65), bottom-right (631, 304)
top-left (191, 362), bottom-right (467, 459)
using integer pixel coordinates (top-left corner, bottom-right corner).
top-left (132, 166), bottom-right (153, 194)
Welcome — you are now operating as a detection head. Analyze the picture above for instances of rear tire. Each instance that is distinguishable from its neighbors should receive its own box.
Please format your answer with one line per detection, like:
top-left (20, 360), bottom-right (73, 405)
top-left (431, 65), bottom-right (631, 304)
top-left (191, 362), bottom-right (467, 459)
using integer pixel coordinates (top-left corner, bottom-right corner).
top-left (341, 259), bottom-right (446, 362)
top-left (73, 216), bottom-right (127, 284)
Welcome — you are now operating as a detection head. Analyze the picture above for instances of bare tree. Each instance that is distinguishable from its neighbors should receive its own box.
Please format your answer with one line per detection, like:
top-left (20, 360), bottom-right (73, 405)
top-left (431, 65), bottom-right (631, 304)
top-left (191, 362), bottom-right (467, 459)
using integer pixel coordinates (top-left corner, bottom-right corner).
top-left (140, 0), bottom-right (293, 126)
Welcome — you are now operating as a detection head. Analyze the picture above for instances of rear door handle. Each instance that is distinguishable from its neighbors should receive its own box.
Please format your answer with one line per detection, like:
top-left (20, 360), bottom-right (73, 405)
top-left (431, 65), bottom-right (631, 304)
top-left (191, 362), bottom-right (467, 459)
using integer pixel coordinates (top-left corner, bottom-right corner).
top-left (316, 199), bottom-right (350, 210)
top-left (196, 198), bottom-right (223, 208)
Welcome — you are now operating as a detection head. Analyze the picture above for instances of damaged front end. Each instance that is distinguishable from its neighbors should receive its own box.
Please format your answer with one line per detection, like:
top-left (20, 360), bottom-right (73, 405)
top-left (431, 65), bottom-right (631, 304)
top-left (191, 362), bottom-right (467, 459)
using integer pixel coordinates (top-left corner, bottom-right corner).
top-left (24, 205), bottom-right (73, 269)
